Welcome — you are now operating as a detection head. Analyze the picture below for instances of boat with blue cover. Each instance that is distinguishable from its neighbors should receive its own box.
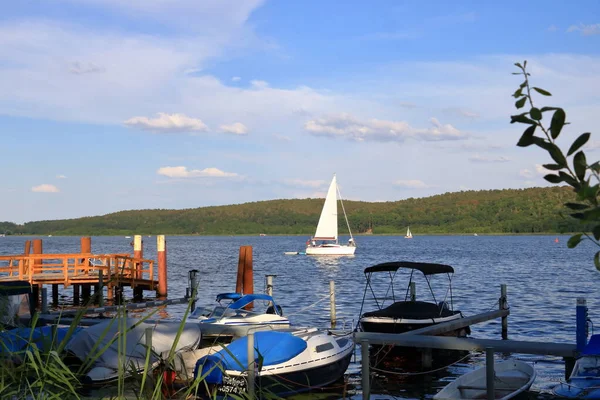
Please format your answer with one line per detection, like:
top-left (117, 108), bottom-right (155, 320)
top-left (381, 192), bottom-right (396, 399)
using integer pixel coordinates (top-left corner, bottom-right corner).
top-left (190, 293), bottom-right (289, 338)
top-left (194, 327), bottom-right (354, 398)
top-left (554, 334), bottom-right (600, 398)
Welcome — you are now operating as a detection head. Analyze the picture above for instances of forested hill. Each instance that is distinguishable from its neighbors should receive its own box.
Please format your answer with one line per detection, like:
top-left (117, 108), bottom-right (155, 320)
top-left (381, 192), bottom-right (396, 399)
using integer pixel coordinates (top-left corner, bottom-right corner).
top-left (0, 186), bottom-right (589, 236)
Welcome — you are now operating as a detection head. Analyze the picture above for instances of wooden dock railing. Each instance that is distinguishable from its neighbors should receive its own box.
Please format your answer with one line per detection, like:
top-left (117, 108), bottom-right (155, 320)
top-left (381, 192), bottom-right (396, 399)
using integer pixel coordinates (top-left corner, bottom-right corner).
top-left (0, 253), bottom-right (156, 289)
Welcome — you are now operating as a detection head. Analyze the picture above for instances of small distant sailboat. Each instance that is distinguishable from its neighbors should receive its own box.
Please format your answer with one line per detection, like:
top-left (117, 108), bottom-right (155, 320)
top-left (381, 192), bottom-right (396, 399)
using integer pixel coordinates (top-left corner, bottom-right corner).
top-left (405, 226), bottom-right (413, 239)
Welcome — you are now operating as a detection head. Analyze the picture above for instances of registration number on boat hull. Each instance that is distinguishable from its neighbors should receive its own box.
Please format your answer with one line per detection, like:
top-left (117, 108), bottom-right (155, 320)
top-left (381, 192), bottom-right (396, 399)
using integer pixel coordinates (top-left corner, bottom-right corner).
top-left (219, 375), bottom-right (247, 395)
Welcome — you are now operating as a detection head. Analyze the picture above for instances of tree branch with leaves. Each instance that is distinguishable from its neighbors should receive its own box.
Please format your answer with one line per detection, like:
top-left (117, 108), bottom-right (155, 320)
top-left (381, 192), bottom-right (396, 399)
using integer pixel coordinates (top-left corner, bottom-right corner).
top-left (511, 61), bottom-right (600, 268)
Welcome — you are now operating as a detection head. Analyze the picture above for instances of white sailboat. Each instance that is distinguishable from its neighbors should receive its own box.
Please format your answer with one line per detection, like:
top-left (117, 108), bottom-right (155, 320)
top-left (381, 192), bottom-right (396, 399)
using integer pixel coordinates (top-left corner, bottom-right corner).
top-left (405, 226), bottom-right (413, 239)
top-left (306, 174), bottom-right (356, 256)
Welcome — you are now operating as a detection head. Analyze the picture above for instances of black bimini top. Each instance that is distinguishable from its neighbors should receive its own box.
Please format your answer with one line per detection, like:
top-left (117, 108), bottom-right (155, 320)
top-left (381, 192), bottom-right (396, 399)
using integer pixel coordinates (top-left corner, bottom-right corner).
top-left (364, 261), bottom-right (454, 276)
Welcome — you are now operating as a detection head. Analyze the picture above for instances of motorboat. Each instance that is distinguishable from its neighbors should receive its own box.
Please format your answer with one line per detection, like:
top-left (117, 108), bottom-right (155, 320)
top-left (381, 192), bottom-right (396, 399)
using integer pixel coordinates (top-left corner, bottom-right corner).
top-left (305, 174), bottom-right (356, 256)
top-left (65, 317), bottom-right (201, 385)
top-left (190, 293), bottom-right (289, 339)
top-left (553, 334), bottom-right (600, 398)
top-left (434, 359), bottom-right (536, 400)
top-left (358, 261), bottom-right (470, 336)
top-left (194, 327), bottom-right (354, 397)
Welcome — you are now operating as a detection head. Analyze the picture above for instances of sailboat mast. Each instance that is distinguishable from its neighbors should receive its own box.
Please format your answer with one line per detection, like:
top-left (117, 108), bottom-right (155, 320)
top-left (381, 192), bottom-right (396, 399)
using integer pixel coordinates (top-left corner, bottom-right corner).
top-left (337, 184), bottom-right (353, 240)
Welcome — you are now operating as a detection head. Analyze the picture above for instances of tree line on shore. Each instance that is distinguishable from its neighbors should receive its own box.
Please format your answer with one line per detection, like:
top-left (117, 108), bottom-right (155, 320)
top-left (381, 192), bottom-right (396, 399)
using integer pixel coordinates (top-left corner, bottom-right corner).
top-left (0, 186), bottom-right (589, 236)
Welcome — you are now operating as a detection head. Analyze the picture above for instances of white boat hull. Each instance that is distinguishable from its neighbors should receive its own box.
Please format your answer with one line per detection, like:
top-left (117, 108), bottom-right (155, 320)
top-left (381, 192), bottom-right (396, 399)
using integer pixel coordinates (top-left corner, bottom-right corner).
top-left (434, 359), bottom-right (536, 400)
top-left (305, 245), bottom-right (356, 256)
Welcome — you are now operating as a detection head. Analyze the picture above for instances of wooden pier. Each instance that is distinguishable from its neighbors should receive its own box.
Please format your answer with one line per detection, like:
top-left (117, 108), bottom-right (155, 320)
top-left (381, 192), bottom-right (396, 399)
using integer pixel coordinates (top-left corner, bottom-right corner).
top-left (0, 235), bottom-right (169, 308)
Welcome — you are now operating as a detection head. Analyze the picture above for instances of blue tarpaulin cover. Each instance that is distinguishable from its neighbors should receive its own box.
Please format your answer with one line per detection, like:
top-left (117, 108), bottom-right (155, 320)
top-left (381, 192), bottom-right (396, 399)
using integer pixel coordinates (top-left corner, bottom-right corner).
top-left (0, 326), bottom-right (81, 353)
top-left (228, 294), bottom-right (277, 310)
top-left (195, 331), bottom-right (307, 384)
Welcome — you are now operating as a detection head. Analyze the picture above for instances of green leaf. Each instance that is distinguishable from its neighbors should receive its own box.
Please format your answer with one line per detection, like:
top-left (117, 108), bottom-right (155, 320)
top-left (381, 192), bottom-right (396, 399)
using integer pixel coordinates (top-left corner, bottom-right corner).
top-left (567, 233), bottom-right (583, 248)
top-left (541, 107), bottom-right (559, 112)
top-left (515, 97), bottom-right (527, 109)
top-left (571, 212), bottom-right (585, 220)
top-left (544, 174), bottom-right (563, 184)
top-left (532, 136), bottom-right (554, 152)
top-left (514, 62), bottom-right (523, 69)
top-left (520, 81), bottom-right (527, 89)
top-left (559, 171), bottom-right (580, 188)
top-left (594, 225), bottom-right (600, 241)
top-left (565, 203), bottom-right (590, 210)
top-left (574, 151), bottom-right (587, 181)
top-left (567, 132), bottom-right (591, 156)
top-left (548, 144), bottom-right (567, 167)
top-left (512, 88), bottom-right (523, 98)
top-left (595, 251), bottom-right (600, 271)
top-left (517, 125), bottom-right (536, 147)
top-left (542, 163), bottom-right (562, 171)
top-left (550, 108), bottom-right (566, 139)
top-left (591, 162), bottom-right (600, 174)
top-left (530, 107), bottom-right (542, 120)
top-left (510, 114), bottom-right (536, 125)
top-left (583, 207), bottom-right (600, 220)
top-left (532, 87), bottom-right (552, 96)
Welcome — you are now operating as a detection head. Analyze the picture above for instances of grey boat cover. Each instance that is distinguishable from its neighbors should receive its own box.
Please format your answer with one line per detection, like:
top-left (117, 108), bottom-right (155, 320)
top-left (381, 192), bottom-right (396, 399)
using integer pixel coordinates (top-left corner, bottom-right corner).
top-left (362, 301), bottom-right (459, 319)
top-left (66, 317), bottom-right (201, 372)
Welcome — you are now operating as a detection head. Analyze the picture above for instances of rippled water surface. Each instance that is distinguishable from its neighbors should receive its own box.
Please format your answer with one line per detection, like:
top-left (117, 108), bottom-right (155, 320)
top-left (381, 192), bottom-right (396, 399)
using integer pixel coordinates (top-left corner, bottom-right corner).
top-left (1, 234), bottom-right (598, 399)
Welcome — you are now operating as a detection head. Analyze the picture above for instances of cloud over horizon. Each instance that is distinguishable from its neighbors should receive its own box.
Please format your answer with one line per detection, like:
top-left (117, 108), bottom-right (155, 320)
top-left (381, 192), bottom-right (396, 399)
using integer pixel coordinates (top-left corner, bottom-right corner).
top-left (125, 113), bottom-right (209, 133)
top-left (157, 166), bottom-right (238, 178)
top-left (31, 184), bottom-right (60, 193)
top-left (220, 122), bottom-right (248, 135)
top-left (304, 113), bottom-right (467, 143)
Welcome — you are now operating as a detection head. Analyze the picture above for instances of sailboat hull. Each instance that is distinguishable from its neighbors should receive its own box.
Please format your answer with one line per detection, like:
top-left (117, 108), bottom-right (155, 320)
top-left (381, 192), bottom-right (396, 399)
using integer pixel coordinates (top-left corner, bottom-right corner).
top-left (305, 245), bottom-right (356, 256)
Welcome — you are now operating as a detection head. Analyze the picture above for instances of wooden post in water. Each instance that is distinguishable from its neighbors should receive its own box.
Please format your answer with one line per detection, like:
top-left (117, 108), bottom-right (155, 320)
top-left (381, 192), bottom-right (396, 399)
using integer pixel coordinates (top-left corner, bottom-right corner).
top-left (410, 282), bottom-right (416, 301)
top-left (41, 287), bottom-right (48, 314)
top-left (330, 280), bottom-right (336, 329)
top-left (133, 235), bottom-right (144, 301)
top-left (500, 284), bottom-right (508, 340)
top-left (361, 340), bottom-right (370, 400)
top-left (52, 284), bottom-right (59, 306)
top-left (80, 237), bottom-right (92, 303)
top-left (97, 269), bottom-right (104, 308)
top-left (31, 239), bottom-right (43, 310)
top-left (266, 275), bottom-right (275, 296)
top-left (242, 246), bottom-right (254, 309)
top-left (157, 235), bottom-right (168, 298)
top-left (486, 347), bottom-right (495, 400)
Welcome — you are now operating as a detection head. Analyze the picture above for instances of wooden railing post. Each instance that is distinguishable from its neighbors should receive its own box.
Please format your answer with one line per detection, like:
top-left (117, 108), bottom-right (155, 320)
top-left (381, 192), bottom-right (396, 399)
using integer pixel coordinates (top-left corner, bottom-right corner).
top-left (157, 235), bottom-right (168, 298)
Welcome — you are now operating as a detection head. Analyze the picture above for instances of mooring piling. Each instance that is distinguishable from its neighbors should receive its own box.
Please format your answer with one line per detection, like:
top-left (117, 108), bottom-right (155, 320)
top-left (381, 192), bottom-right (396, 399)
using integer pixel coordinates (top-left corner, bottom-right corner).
top-left (410, 282), bottom-right (416, 301)
top-left (187, 269), bottom-right (199, 311)
top-left (133, 235), bottom-right (144, 300)
top-left (80, 237), bottom-right (92, 303)
top-left (235, 247), bottom-right (246, 293)
top-left (576, 297), bottom-right (588, 353)
top-left (247, 332), bottom-right (255, 398)
top-left (500, 284), bottom-right (508, 339)
top-left (31, 239), bottom-right (43, 309)
top-left (330, 280), bottom-right (336, 329)
top-left (486, 347), bottom-right (495, 400)
top-left (157, 235), bottom-right (168, 298)
top-left (41, 287), bottom-right (48, 314)
top-left (265, 274), bottom-right (276, 296)
top-left (361, 340), bottom-right (370, 400)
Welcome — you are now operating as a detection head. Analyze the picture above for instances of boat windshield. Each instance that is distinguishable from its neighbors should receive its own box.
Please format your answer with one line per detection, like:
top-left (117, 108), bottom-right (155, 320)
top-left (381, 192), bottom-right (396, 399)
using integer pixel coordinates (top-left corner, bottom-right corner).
top-left (572, 356), bottom-right (600, 378)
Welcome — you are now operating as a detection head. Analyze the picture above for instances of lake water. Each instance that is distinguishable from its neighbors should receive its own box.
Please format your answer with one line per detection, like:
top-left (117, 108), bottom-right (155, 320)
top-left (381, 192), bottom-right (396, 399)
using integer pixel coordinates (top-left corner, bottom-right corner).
top-left (1, 234), bottom-right (598, 399)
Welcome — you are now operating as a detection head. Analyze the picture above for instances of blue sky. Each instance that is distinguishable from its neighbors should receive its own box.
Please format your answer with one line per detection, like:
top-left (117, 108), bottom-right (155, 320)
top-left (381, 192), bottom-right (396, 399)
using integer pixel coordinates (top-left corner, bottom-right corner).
top-left (1, 0), bottom-right (599, 223)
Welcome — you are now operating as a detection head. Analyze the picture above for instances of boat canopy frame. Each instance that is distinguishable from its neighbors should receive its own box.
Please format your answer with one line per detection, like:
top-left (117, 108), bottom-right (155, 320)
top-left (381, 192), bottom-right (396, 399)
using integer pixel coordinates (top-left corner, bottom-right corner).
top-left (358, 261), bottom-right (456, 320)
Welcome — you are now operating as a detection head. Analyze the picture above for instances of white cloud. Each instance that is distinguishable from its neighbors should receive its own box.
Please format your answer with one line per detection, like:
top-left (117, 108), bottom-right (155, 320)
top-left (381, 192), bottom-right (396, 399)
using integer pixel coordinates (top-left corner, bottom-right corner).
top-left (157, 166), bottom-right (238, 178)
top-left (250, 80), bottom-right (269, 89)
top-left (282, 179), bottom-right (327, 188)
top-left (124, 113), bottom-right (208, 133)
top-left (69, 61), bottom-right (105, 75)
top-left (231, 76), bottom-right (241, 82)
top-left (304, 113), bottom-right (466, 142)
top-left (32, 184), bottom-right (59, 193)
top-left (547, 25), bottom-right (558, 32)
top-left (567, 23), bottom-right (600, 36)
top-left (393, 180), bottom-right (430, 189)
top-left (56, 175), bottom-right (67, 179)
top-left (519, 164), bottom-right (552, 179)
top-left (469, 154), bottom-right (511, 163)
top-left (219, 122), bottom-right (248, 135)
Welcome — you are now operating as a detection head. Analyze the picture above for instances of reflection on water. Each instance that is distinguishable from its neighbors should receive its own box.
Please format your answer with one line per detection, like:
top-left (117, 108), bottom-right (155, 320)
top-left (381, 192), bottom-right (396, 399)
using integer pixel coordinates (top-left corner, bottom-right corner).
top-left (1, 235), bottom-right (598, 399)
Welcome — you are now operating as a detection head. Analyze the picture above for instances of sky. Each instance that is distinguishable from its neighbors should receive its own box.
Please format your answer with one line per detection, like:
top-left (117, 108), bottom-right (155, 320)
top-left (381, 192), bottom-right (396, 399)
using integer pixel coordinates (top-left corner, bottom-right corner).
top-left (1, 0), bottom-right (599, 223)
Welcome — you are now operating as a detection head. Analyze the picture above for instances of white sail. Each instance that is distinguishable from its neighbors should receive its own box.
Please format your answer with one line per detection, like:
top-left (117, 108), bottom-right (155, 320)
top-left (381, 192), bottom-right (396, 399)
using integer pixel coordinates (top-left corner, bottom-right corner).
top-left (405, 226), bottom-right (412, 238)
top-left (313, 175), bottom-right (338, 241)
